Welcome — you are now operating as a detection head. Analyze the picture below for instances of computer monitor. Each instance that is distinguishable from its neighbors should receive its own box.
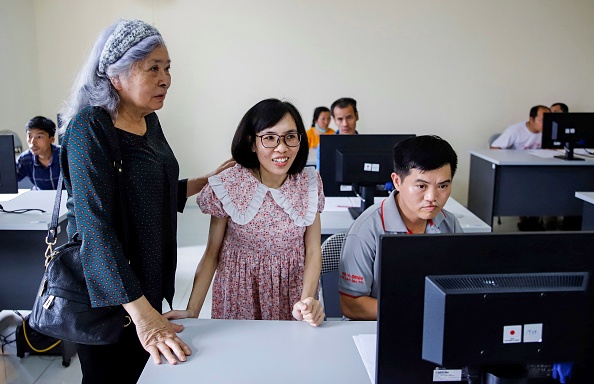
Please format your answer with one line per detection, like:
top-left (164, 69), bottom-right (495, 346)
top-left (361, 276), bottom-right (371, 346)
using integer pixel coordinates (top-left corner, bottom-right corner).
top-left (376, 232), bottom-right (594, 384)
top-left (0, 135), bottom-right (18, 194)
top-left (318, 134), bottom-right (415, 219)
top-left (542, 112), bottom-right (594, 161)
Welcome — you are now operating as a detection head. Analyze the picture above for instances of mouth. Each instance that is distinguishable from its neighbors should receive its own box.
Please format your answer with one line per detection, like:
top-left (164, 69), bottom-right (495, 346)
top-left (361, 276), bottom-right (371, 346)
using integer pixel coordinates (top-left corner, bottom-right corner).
top-left (272, 157), bottom-right (289, 166)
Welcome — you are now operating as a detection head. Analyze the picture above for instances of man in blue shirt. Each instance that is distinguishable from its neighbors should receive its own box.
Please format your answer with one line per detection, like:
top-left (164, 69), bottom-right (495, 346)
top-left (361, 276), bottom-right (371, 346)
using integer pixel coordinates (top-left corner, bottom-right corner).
top-left (15, 116), bottom-right (60, 190)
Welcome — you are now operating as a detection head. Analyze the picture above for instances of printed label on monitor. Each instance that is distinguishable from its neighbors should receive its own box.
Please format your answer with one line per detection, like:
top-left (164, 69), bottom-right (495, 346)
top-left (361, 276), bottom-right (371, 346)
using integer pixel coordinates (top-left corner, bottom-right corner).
top-left (503, 325), bottom-right (522, 343)
top-left (523, 323), bottom-right (543, 343)
top-left (433, 369), bottom-right (462, 382)
top-left (339, 184), bottom-right (353, 191)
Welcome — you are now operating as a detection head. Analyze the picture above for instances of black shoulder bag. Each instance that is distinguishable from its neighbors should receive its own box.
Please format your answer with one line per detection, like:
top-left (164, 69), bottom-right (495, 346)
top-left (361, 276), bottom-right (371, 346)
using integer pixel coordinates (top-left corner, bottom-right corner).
top-left (29, 126), bottom-right (132, 345)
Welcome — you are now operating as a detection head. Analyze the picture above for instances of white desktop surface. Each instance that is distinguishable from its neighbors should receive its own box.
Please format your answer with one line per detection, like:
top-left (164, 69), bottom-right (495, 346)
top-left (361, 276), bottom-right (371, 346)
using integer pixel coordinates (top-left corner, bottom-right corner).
top-left (321, 196), bottom-right (491, 234)
top-left (576, 191), bottom-right (594, 205)
top-left (470, 148), bottom-right (594, 166)
top-left (0, 189), bottom-right (67, 230)
top-left (138, 319), bottom-right (376, 384)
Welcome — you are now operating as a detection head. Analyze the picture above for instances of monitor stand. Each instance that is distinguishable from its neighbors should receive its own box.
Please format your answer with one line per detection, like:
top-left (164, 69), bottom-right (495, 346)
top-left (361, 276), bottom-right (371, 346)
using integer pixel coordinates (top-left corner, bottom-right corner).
top-left (554, 143), bottom-right (585, 161)
top-left (348, 185), bottom-right (376, 220)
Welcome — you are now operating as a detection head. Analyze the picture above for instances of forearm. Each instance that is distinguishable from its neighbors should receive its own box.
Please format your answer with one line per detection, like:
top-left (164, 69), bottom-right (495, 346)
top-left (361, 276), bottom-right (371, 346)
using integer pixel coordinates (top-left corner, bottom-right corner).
top-left (123, 295), bottom-right (160, 324)
top-left (301, 214), bottom-right (322, 300)
top-left (185, 254), bottom-right (218, 317)
top-left (340, 294), bottom-right (378, 321)
top-left (301, 254), bottom-right (321, 300)
top-left (186, 176), bottom-right (208, 198)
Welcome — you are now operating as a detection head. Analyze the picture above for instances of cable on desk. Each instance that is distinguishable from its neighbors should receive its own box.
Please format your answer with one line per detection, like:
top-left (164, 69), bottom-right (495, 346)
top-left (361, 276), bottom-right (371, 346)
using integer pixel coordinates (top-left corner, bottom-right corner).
top-left (0, 203), bottom-right (46, 214)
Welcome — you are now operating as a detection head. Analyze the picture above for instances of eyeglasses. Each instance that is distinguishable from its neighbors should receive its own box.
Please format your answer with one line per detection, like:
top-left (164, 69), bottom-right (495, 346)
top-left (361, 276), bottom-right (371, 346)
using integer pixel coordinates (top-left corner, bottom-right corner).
top-left (255, 133), bottom-right (301, 148)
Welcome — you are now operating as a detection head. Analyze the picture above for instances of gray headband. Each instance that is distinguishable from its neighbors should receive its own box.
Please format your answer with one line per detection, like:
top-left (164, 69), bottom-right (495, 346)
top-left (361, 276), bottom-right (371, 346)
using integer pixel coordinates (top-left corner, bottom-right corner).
top-left (98, 19), bottom-right (161, 75)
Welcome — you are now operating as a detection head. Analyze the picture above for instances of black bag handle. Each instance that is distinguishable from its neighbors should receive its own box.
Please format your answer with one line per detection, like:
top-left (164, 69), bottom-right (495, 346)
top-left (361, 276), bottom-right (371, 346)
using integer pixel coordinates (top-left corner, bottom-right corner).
top-left (46, 124), bottom-right (130, 259)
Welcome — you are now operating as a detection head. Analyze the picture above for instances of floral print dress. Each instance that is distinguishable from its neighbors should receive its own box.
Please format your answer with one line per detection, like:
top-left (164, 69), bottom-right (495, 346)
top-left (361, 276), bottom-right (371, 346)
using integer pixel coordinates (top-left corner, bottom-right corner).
top-left (197, 164), bottom-right (325, 320)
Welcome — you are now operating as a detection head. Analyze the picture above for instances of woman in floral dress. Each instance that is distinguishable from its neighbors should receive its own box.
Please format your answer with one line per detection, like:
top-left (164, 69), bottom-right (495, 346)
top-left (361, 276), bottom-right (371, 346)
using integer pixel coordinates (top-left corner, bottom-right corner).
top-left (165, 98), bottom-right (325, 326)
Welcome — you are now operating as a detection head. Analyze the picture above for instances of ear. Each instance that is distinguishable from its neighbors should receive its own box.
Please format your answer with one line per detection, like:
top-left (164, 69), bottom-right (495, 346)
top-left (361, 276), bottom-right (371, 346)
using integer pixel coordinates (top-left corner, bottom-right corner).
top-left (50, 136), bottom-right (55, 144)
top-left (110, 76), bottom-right (123, 91)
top-left (391, 172), bottom-right (402, 191)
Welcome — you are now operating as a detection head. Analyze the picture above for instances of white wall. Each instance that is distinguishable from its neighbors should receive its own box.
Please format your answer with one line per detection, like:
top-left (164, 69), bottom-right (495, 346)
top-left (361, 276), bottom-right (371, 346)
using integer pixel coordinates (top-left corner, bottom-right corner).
top-left (0, 0), bottom-right (40, 149)
top-left (4, 0), bottom-right (594, 203)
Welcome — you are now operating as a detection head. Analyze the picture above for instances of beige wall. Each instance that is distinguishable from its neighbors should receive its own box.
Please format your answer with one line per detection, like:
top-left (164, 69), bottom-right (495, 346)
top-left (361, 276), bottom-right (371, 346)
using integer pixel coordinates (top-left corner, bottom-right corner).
top-left (4, 0), bottom-right (594, 203)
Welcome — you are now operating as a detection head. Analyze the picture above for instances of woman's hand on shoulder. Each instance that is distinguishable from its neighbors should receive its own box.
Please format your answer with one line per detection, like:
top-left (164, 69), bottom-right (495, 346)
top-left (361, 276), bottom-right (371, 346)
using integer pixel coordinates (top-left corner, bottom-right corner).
top-left (292, 297), bottom-right (325, 327)
top-left (186, 157), bottom-right (236, 197)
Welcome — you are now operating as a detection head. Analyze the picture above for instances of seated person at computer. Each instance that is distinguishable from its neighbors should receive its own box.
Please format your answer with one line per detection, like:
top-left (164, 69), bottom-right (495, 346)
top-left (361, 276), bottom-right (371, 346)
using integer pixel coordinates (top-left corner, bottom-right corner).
top-left (316, 97), bottom-right (359, 168)
top-left (490, 105), bottom-right (550, 150)
top-left (15, 116), bottom-right (60, 190)
top-left (491, 105), bottom-right (551, 231)
top-left (546, 102), bottom-right (582, 231)
top-left (338, 135), bottom-right (462, 321)
top-left (550, 102), bottom-right (568, 113)
top-left (306, 106), bottom-right (334, 150)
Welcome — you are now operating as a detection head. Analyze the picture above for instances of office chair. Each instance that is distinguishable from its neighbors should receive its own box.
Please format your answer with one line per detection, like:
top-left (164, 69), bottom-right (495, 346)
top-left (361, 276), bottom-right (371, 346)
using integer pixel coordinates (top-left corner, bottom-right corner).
top-left (319, 232), bottom-right (346, 320)
top-left (0, 130), bottom-right (23, 154)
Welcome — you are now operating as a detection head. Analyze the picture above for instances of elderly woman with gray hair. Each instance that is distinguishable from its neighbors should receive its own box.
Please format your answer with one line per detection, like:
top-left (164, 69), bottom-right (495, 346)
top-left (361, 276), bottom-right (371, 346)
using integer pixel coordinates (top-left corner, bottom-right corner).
top-left (59, 19), bottom-right (232, 383)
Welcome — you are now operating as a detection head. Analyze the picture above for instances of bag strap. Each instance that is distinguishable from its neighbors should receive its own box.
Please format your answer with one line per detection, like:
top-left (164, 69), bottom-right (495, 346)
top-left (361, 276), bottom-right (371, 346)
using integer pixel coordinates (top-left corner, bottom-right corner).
top-left (46, 124), bottom-right (130, 259)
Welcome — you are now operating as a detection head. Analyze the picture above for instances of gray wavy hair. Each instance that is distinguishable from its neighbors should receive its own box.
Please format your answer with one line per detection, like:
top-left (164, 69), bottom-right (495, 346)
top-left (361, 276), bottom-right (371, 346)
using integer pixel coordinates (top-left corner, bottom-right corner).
top-left (59, 19), bottom-right (165, 133)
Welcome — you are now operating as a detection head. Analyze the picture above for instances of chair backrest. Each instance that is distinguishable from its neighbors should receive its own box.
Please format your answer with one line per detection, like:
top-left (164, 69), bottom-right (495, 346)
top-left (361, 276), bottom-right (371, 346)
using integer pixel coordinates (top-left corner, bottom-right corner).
top-left (321, 232), bottom-right (345, 274)
top-left (488, 133), bottom-right (501, 148)
top-left (320, 232), bottom-right (347, 320)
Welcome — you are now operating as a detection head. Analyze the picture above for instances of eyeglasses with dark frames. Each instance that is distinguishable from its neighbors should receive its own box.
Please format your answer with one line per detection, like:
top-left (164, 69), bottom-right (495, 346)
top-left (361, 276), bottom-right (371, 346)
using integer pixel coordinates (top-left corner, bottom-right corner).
top-left (255, 133), bottom-right (301, 148)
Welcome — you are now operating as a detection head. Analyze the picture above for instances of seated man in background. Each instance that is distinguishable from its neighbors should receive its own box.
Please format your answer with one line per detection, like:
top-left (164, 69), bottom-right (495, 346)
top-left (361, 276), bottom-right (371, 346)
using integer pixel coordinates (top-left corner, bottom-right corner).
top-left (550, 102), bottom-right (569, 113)
top-left (490, 105), bottom-right (550, 231)
top-left (490, 105), bottom-right (550, 150)
top-left (15, 116), bottom-right (60, 190)
top-left (546, 102), bottom-right (582, 230)
top-left (338, 135), bottom-right (462, 320)
top-left (316, 97), bottom-right (359, 168)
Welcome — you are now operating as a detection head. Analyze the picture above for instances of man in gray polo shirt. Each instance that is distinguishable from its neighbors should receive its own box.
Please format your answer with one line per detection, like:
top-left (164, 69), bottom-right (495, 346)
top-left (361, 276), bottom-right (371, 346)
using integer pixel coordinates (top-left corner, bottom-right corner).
top-left (338, 135), bottom-right (462, 320)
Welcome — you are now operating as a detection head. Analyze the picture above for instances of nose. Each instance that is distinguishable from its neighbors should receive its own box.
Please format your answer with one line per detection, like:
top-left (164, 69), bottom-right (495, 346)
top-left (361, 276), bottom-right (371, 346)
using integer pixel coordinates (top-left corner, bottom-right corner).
top-left (159, 71), bottom-right (171, 89)
top-left (424, 187), bottom-right (437, 202)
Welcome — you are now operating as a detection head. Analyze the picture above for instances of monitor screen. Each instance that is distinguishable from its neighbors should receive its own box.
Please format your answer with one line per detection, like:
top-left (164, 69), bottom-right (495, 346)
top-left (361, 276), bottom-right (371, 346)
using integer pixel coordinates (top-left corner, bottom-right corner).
top-left (376, 232), bottom-right (594, 384)
top-left (318, 134), bottom-right (415, 218)
top-left (542, 112), bottom-right (594, 160)
top-left (0, 135), bottom-right (18, 194)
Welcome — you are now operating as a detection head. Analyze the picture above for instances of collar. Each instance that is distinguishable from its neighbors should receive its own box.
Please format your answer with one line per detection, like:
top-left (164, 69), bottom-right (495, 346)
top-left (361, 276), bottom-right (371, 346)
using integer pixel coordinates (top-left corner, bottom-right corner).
top-left (380, 190), bottom-right (446, 233)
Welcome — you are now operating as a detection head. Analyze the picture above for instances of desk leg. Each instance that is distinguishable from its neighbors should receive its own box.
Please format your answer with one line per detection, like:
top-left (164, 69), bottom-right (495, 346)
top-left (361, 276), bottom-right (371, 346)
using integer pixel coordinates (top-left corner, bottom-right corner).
top-left (582, 202), bottom-right (594, 230)
top-left (467, 155), bottom-right (496, 226)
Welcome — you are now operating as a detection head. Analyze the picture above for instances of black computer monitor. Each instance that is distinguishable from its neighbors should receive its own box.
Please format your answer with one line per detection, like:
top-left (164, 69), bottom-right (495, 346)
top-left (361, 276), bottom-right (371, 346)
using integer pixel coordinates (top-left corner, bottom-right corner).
top-left (0, 135), bottom-right (18, 194)
top-left (318, 134), bottom-right (415, 219)
top-left (542, 112), bottom-right (594, 161)
top-left (376, 232), bottom-right (594, 384)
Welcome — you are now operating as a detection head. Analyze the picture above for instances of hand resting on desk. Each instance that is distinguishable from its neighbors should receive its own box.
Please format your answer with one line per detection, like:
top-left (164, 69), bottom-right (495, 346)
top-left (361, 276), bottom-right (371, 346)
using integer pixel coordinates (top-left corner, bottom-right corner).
top-left (292, 296), bottom-right (324, 327)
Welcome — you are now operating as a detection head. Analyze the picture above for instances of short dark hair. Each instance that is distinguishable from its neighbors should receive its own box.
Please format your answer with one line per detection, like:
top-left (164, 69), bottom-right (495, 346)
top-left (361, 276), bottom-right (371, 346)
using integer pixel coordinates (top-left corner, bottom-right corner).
top-left (232, 98), bottom-right (309, 174)
top-left (392, 135), bottom-right (458, 180)
top-left (330, 98), bottom-right (357, 117)
top-left (311, 106), bottom-right (330, 127)
top-left (551, 102), bottom-right (569, 113)
top-left (26, 116), bottom-right (56, 137)
top-left (529, 105), bottom-right (550, 119)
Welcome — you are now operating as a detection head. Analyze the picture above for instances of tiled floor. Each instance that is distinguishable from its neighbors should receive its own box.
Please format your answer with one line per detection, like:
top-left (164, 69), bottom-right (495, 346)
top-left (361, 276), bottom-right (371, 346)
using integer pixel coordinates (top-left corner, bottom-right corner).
top-left (0, 206), bottom-right (212, 384)
top-left (0, 206), bottom-right (540, 384)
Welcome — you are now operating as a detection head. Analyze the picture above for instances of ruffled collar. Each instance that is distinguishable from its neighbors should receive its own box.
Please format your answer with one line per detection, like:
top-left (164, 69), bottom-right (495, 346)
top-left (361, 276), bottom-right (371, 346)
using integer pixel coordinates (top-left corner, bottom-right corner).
top-left (208, 165), bottom-right (318, 227)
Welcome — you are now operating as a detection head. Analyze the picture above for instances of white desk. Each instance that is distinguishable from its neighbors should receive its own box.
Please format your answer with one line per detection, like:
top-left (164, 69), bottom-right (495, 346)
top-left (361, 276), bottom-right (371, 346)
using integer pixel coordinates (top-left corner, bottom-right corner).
top-left (0, 190), bottom-right (68, 309)
top-left (468, 149), bottom-right (594, 226)
top-left (138, 319), bottom-right (376, 384)
top-left (575, 191), bottom-right (594, 230)
top-left (321, 196), bottom-right (491, 235)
